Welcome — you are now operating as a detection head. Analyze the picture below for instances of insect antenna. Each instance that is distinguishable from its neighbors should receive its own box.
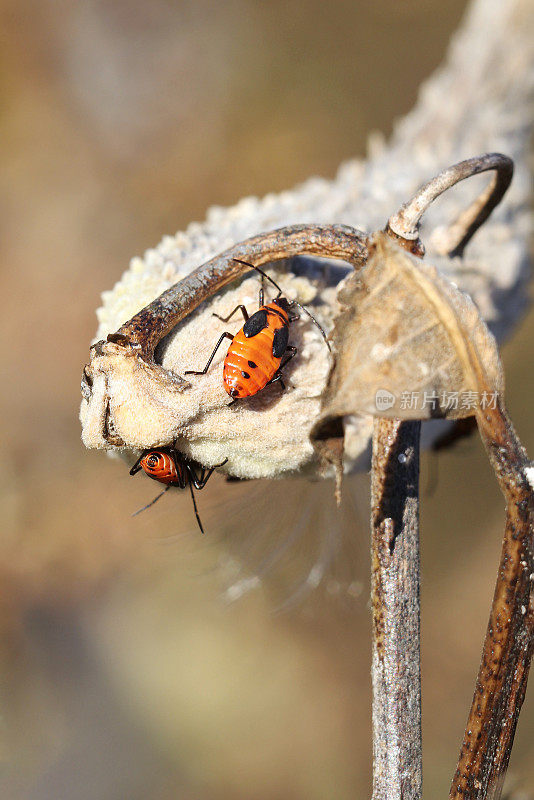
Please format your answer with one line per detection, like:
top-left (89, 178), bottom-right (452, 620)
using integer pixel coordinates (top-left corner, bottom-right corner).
top-left (233, 258), bottom-right (283, 297)
top-left (132, 485), bottom-right (171, 516)
top-left (189, 482), bottom-right (205, 534)
top-left (290, 301), bottom-right (331, 352)
top-left (232, 258), bottom-right (331, 352)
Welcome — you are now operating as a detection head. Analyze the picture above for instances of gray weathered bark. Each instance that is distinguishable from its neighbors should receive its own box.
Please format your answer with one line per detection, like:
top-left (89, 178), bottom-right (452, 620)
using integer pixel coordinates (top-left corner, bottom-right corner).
top-left (371, 420), bottom-right (422, 800)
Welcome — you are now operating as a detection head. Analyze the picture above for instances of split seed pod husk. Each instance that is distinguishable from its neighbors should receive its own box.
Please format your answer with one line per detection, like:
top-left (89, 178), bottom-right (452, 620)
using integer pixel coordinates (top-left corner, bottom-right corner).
top-left (312, 231), bottom-right (505, 479)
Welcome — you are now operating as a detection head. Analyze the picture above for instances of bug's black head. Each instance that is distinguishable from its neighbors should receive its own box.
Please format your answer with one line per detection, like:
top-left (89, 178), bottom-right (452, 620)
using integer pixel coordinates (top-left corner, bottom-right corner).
top-left (273, 296), bottom-right (291, 314)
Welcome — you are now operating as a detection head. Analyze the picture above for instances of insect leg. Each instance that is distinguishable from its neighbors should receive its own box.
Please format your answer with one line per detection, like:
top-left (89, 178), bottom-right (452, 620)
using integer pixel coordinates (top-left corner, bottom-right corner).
top-left (188, 482), bottom-right (205, 534)
top-left (189, 458), bottom-right (229, 490)
top-left (213, 305), bottom-right (249, 323)
top-left (267, 347), bottom-right (298, 392)
top-left (129, 450), bottom-right (148, 476)
top-left (184, 332), bottom-right (234, 375)
top-left (187, 463), bottom-right (206, 488)
top-left (132, 485), bottom-right (171, 516)
top-left (166, 442), bottom-right (188, 488)
top-left (269, 374), bottom-right (286, 391)
top-left (279, 345), bottom-right (297, 370)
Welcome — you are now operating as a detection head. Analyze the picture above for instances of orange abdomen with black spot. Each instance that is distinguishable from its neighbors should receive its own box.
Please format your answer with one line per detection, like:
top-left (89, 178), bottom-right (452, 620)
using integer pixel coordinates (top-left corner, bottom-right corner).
top-left (223, 302), bottom-right (289, 398)
top-left (139, 450), bottom-right (187, 485)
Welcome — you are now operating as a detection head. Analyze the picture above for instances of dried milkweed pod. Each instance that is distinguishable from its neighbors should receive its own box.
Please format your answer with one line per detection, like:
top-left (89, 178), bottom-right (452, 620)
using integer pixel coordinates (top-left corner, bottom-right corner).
top-left (81, 225), bottom-right (369, 478)
top-left (81, 154), bottom-right (517, 482)
top-left (81, 0), bottom-right (534, 482)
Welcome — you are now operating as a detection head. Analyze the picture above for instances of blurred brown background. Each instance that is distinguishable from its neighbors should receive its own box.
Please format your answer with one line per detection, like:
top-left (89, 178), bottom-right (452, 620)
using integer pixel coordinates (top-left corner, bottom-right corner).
top-left (1, 0), bottom-right (533, 798)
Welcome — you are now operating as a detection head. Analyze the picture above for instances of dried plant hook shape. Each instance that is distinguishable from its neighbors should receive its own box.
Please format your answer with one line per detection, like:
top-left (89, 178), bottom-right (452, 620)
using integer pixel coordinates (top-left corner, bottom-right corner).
top-left (386, 153), bottom-right (513, 257)
top-left (108, 224), bottom-right (367, 362)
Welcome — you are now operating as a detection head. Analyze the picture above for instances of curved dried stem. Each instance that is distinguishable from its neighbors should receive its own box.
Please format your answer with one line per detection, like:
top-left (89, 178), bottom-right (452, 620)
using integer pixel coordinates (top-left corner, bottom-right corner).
top-left (450, 401), bottom-right (534, 800)
top-left (111, 223), bottom-right (368, 359)
top-left (386, 153), bottom-right (513, 257)
top-left (103, 154), bottom-right (513, 370)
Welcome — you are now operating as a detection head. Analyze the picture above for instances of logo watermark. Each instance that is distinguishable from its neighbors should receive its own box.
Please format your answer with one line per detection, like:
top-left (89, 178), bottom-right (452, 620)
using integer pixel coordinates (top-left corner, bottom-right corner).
top-left (375, 389), bottom-right (395, 411)
top-left (374, 389), bottom-right (498, 412)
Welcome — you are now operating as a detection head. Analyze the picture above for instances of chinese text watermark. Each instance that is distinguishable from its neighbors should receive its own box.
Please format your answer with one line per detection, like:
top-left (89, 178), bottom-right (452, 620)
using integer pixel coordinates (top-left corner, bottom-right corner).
top-left (375, 389), bottom-right (498, 412)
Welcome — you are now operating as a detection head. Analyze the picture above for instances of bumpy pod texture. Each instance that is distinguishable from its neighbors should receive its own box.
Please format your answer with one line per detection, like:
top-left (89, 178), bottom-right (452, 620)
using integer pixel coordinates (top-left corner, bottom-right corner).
top-left (82, 267), bottom-right (343, 478)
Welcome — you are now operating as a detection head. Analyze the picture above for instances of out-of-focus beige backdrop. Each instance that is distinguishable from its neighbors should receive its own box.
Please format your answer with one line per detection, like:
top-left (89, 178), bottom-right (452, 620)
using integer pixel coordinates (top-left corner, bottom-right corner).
top-left (2, 1), bottom-right (533, 798)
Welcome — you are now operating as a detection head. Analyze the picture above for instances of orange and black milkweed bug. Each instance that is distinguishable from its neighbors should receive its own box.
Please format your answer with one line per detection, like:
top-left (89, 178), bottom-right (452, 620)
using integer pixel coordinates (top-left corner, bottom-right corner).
top-left (185, 259), bottom-right (331, 402)
top-left (130, 445), bottom-right (227, 533)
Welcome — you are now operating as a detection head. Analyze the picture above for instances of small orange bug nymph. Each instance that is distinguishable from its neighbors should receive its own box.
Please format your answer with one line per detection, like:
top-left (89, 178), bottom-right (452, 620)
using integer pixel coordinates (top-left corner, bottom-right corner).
top-left (138, 450), bottom-right (186, 484)
top-left (130, 445), bottom-right (227, 534)
top-left (185, 259), bottom-right (331, 402)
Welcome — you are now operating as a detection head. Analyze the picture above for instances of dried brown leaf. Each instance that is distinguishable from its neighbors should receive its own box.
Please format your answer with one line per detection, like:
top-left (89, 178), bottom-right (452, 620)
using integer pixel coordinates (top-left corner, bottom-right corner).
top-left (313, 231), bottom-right (504, 443)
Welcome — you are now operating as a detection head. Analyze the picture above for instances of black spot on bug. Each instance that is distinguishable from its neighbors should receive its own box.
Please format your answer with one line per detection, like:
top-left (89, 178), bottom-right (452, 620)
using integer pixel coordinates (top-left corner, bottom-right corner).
top-left (247, 360), bottom-right (257, 369)
top-left (230, 387), bottom-right (239, 397)
top-left (241, 370), bottom-right (250, 379)
top-left (243, 309), bottom-right (268, 337)
top-left (272, 325), bottom-right (289, 358)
